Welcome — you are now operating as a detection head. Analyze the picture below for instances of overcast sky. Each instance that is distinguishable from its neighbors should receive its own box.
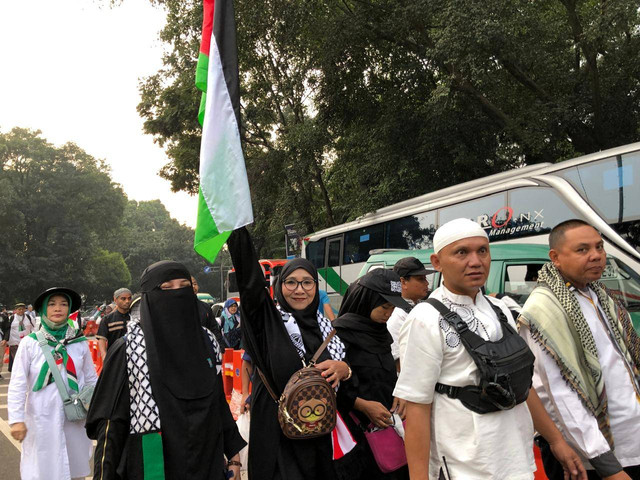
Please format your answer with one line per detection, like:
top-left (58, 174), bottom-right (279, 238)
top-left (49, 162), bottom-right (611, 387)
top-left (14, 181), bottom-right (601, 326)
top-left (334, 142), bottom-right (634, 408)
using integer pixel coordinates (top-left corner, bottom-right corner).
top-left (0, 0), bottom-right (199, 227)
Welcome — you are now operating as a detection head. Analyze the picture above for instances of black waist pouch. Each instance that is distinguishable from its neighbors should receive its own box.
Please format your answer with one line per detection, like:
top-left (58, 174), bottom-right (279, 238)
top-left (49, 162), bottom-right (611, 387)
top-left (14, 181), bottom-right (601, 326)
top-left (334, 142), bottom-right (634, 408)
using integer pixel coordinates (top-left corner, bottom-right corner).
top-left (427, 297), bottom-right (535, 414)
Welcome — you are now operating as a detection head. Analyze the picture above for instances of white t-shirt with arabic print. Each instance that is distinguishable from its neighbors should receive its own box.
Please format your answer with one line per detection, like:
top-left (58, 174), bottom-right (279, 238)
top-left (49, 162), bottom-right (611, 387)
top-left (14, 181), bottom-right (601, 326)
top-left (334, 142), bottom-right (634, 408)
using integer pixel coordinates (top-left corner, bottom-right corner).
top-left (393, 285), bottom-right (536, 480)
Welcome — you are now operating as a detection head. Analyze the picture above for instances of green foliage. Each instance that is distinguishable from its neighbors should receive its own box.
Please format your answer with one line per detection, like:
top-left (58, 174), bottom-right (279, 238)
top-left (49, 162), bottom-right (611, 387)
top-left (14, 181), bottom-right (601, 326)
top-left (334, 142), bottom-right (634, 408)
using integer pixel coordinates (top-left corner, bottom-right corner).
top-left (0, 128), bottom-right (229, 307)
top-left (136, 0), bottom-right (640, 255)
top-left (118, 199), bottom-right (230, 298)
top-left (0, 127), bottom-right (128, 305)
top-left (85, 250), bottom-right (132, 301)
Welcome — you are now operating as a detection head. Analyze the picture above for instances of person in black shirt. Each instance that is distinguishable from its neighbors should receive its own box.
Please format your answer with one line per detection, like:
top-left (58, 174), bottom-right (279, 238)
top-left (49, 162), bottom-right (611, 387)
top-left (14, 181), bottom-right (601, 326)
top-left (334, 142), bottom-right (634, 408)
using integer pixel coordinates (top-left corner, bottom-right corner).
top-left (334, 269), bottom-right (411, 480)
top-left (97, 287), bottom-right (132, 360)
top-left (0, 306), bottom-right (10, 379)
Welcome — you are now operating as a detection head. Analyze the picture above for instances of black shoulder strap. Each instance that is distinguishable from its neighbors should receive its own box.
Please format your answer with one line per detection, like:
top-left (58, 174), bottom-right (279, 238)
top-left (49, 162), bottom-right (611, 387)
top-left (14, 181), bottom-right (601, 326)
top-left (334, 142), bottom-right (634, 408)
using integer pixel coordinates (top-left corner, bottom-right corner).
top-left (425, 298), bottom-right (486, 350)
top-left (483, 296), bottom-right (517, 335)
top-left (256, 367), bottom-right (279, 404)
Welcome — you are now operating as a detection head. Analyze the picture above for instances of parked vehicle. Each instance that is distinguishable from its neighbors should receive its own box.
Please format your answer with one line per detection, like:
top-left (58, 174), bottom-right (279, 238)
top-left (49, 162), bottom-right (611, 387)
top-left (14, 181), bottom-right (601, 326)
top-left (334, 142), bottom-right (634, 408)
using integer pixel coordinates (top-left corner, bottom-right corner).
top-left (360, 244), bottom-right (640, 330)
top-left (304, 143), bottom-right (640, 313)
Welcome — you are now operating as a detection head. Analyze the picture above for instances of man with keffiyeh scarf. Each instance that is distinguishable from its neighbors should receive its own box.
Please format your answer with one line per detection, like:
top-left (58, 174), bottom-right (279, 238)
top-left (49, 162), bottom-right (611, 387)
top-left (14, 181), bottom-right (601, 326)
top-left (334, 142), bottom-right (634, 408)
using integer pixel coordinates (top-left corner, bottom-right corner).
top-left (519, 219), bottom-right (640, 480)
top-left (7, 287), bottom-right (97, 480)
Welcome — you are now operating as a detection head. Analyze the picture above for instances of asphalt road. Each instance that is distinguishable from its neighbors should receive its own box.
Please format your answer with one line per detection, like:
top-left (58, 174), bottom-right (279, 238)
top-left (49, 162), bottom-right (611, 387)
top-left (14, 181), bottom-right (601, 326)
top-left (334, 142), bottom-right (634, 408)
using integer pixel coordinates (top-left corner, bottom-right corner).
top-left (0, 370), bottom-right (22, 480)
top-left (0, 369), bottom-right (96, 480)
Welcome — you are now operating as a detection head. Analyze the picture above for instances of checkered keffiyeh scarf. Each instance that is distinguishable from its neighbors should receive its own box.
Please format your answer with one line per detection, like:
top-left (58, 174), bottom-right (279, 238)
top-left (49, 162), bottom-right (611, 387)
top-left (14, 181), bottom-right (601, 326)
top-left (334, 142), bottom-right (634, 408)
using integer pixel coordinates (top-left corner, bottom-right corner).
top-left (126, 319), bottom-right (222, 434)
top-left (529, 262), bottom-right (640, 448)
top-left (277, 305), bottom-right (345, 362)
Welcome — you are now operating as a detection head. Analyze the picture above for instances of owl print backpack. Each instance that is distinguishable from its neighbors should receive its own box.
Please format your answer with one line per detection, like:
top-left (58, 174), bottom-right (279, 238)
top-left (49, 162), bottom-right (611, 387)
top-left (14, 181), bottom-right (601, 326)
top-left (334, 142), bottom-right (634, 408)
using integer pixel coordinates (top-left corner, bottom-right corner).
top-left (258, 331), bottom-right (338, 439)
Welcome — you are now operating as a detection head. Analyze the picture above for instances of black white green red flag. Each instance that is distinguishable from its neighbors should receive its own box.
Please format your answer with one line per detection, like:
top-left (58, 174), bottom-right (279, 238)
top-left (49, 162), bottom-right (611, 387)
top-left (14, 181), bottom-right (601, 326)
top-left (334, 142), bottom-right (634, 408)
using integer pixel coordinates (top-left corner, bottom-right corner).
top-left (194, 0), bottom-right (253, 262)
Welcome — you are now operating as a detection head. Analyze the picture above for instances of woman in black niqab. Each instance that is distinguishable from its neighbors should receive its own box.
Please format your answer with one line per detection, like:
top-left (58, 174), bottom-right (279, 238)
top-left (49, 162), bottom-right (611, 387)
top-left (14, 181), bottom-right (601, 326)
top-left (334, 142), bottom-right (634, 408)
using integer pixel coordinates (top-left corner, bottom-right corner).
top-left (86, 261), bottom-right (245, 480)
top-left (138, 260), bottom-right (214, 399)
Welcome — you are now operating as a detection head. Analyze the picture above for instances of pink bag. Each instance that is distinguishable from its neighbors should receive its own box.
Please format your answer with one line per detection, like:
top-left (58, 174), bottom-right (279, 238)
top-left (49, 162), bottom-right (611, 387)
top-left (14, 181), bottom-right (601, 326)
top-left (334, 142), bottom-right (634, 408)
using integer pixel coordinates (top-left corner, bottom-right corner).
top-left (350, 413), bottom-right (407, 473)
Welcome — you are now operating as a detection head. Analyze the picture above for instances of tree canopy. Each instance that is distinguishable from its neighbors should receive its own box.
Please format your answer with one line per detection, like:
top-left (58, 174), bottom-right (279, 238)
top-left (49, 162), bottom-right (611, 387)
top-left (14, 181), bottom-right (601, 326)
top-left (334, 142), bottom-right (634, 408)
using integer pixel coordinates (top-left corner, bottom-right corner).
top-left (137, 0), bottom-right (640, 256)
top-left (0, 128), bottom-right (226, 307)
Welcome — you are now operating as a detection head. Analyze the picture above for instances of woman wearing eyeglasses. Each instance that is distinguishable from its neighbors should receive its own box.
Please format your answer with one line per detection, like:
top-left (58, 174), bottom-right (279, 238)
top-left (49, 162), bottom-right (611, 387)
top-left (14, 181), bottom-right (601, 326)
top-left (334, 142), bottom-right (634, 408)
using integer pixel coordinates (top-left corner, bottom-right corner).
top-left (227, 228), bottom-right (353, 480)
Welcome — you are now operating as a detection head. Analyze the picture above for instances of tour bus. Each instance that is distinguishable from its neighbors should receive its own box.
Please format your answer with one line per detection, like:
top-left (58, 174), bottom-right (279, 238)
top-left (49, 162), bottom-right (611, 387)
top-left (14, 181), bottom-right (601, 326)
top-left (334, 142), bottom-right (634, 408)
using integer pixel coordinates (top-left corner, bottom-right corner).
top-left (303, 142), bottom-right (640, 311)
top-left (226, 259), bottom-right (287, 300)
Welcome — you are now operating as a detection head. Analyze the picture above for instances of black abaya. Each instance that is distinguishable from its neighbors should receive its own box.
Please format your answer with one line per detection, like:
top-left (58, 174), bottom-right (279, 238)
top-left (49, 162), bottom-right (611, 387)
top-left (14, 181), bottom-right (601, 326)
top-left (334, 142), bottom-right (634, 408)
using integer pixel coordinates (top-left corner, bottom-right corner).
top-left (86, 261), bottom-right (245, 479)
top-left (333, 281), bottom-right (409, 480)
top-left (228, 227), bottom-right (345, 480)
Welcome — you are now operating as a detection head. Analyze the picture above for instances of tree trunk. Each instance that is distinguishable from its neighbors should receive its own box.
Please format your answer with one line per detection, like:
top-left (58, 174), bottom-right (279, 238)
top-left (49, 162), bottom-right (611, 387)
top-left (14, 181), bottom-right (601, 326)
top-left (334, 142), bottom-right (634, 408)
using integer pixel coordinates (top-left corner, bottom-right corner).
top-left (312, 158), bottom-right (335, 226)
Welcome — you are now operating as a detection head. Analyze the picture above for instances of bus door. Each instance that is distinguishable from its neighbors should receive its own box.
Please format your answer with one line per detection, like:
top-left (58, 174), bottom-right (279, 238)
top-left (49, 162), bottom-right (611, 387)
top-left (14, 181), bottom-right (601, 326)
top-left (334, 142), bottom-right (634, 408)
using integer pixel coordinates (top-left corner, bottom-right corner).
top-left (321, 236), bottom-right (347, 303)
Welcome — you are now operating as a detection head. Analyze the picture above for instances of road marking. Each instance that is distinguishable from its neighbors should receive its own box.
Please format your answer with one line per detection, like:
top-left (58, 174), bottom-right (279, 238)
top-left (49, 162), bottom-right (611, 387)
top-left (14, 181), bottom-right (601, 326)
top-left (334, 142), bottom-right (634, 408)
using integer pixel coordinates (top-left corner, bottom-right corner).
top-left (0, 371), bottom-right (21, 452)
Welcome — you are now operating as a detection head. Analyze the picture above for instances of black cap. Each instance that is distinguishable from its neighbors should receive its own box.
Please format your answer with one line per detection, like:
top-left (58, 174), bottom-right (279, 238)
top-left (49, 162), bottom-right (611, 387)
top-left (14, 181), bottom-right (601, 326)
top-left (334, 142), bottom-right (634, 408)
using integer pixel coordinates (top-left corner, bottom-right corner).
top-left (393, 257), bottom-right (435, 278)
top-left (14, 302), bottom-right (26, 309)
top-left (33, 287), bottom-right (82, 315)
top-left (357, 269), bottom-right (411, 311)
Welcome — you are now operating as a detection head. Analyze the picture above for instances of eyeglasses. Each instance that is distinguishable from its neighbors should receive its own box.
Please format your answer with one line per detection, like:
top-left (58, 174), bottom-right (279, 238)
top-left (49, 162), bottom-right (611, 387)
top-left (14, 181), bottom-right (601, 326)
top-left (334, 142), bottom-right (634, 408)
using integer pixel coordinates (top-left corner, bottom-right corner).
top-left (283, 279), bottom-right (316, 291)
top-left (299, 403), bottom-right (326, 418)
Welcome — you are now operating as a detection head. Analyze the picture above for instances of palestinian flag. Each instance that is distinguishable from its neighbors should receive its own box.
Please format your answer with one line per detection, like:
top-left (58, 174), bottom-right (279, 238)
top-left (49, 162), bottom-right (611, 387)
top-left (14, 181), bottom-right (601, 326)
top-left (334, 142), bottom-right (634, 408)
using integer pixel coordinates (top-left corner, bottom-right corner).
top-left (32, 347), bottom-right (79, 393)
top-left (194, 0), bottom-right (253, 262)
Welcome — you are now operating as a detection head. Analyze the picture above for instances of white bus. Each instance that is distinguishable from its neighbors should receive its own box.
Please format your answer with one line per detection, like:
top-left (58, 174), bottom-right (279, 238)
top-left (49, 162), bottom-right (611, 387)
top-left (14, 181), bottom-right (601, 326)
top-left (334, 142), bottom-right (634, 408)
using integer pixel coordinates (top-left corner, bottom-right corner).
top-left (303, 142), bottom-right (640, 308)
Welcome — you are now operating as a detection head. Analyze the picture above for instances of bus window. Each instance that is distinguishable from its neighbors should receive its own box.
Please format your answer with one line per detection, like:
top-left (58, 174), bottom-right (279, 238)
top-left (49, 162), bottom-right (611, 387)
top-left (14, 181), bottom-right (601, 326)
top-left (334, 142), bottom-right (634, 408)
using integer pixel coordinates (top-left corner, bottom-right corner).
top-left (504, 187), bottom-right (576, 240)
top-left (343, 224), bottom-right (384, 264)
top-left (503, 264), bottom-right (544, 305)
top-left (327, 238), bottom-right (342, 267)
top-left (306, 239), bottom-right (326, 269)
top-left (558, 152), bottom-right (640, 254)
top-left (600, 257), bottom-right (640, 330)
top-left (272, 265), bottom-right (284, 278)
top-left (439, 193), bottom-right (506, 226)
top-left (386, 211), bottom-right (436, 250)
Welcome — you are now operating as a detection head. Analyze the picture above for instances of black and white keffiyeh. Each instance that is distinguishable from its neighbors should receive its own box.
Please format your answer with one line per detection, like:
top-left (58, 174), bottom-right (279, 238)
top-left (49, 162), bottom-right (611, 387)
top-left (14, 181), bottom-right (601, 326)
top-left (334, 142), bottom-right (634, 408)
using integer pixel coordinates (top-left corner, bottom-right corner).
top-left (125, 320), bottom-right (222, 434)
top-left (277, 305), bottom-right (345, 362)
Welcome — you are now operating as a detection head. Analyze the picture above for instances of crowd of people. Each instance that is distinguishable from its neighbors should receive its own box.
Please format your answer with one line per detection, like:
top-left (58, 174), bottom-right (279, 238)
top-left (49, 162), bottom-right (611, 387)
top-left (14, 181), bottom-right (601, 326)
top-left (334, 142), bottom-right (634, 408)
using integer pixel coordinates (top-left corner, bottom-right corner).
top-left (2, 217), bottom-right (639, 480)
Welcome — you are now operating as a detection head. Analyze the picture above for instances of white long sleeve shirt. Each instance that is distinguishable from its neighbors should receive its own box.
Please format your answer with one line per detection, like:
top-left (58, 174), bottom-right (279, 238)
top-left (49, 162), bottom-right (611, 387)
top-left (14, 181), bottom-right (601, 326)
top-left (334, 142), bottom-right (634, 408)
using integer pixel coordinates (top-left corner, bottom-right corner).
top-left (8, 336), bottom-right (98, 479)
top-left (521, 287), bottom-right (640, 469)
top-left (8, 314), bottom-right (33, 346)
top-left (387, 299), bottom-right (415, 361)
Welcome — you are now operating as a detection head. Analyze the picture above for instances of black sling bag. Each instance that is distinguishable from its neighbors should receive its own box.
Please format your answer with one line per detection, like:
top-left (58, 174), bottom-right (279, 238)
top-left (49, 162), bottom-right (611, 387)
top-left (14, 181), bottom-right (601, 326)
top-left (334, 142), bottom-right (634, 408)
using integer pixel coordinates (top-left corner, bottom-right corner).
top-left (426, 297), bottom-right (535, 414)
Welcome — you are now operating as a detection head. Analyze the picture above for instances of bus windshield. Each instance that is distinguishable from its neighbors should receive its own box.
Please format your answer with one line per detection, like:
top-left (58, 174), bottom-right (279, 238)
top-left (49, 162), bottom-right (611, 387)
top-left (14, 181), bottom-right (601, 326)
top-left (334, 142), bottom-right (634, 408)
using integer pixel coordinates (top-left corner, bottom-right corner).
top-left (600, 257), bottom-right (640, 313)
top-left (557, 152), bottom-right (640, 253)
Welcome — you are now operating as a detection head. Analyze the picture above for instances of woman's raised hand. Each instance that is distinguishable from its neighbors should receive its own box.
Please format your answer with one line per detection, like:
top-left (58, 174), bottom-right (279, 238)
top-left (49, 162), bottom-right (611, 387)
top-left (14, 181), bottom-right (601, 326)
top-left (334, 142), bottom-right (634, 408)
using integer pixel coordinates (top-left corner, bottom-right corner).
top-left (315, 360), bottom-right (350, 388)
top-left (10, 422), bottom-right (27, 442)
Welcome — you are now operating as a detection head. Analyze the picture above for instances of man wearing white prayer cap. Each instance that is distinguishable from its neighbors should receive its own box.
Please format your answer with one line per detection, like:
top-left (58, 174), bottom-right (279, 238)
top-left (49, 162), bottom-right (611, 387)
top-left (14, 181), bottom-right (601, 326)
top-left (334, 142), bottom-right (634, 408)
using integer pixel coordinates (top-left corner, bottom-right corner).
top-left (393, 218), bottom-right (586, 480)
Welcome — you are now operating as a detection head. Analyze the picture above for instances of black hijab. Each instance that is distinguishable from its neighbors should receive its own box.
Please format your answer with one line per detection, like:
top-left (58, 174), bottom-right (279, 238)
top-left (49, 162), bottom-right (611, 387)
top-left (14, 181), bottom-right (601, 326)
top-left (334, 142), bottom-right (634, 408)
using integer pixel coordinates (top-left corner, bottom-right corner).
top-left (139, 260), bottom-right (215, 399)
top-left (334, 282), bottom-right (393, 354)
top-left (274, 258), bottom-right (324, 359)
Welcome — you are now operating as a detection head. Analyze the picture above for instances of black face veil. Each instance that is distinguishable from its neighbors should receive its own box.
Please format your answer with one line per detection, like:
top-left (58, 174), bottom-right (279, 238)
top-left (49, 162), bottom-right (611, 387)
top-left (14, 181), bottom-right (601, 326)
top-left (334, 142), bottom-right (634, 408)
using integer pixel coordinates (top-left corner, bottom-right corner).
top-left (139, 260), bottom-right (215, 399)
